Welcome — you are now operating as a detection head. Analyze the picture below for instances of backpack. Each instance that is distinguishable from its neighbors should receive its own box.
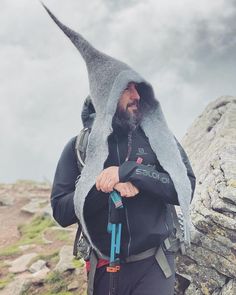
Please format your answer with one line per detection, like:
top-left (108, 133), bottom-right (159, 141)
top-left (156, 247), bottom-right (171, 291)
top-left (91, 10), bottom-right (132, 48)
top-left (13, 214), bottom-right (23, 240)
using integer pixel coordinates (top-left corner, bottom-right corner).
top-left (73, 127), bottom-right (186, 258)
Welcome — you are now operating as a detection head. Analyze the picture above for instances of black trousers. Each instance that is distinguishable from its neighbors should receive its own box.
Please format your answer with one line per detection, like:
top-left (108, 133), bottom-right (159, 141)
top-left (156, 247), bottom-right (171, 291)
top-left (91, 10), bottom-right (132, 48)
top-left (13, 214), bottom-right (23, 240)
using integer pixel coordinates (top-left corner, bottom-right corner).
top-left (93, 252), bottom-right (175, 295)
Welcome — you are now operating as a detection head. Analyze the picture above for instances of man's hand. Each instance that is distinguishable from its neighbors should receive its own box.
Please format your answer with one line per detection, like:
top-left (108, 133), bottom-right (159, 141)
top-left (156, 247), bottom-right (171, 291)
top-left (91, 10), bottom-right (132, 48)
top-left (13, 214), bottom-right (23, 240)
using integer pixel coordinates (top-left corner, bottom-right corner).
top-left (96, 166), bottom-right (119, 193)
top-left (114, 182), bottom-right (139, 198)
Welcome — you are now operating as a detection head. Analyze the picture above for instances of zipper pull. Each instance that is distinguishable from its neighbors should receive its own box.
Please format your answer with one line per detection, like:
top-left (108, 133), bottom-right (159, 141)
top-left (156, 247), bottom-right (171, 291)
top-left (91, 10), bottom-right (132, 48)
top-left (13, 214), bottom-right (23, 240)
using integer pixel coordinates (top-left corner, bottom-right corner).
top-left (125, 131), bottom-right (132, 162)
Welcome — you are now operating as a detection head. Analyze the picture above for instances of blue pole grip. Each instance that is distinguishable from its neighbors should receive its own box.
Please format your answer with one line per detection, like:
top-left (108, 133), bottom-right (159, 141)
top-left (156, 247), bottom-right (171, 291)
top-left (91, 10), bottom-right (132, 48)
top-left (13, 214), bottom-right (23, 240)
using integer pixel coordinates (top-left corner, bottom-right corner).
top-left (110, 191), bottom-right (123, 208)
top-left (115, 223), bottom-right (122, 255)
top-left (108, 191), bottom-right (123, 264)
top-left (110, 224), bottom-right (116, 262)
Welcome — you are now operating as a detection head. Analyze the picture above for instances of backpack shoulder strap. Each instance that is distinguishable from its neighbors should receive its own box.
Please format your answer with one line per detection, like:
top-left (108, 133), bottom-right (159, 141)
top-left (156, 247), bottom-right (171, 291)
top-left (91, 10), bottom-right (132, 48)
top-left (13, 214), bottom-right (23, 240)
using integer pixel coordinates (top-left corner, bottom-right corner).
top-left (164, 204), bottom-right (186, 255)
top-left (75, 127), bottom-right (91, 171)
top-left (169, 205), bottom-right (186, 254)
top-left (73, 127), bottom-right (91, 257)
top-left (73, 223), bottom-right (82, 256)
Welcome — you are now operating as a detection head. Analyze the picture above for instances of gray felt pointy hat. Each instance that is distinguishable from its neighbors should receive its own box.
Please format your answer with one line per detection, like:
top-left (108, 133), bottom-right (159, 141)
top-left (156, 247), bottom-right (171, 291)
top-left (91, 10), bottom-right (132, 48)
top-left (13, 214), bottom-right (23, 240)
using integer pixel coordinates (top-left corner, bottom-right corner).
top-left (42, 3), bottom-right (193, 258)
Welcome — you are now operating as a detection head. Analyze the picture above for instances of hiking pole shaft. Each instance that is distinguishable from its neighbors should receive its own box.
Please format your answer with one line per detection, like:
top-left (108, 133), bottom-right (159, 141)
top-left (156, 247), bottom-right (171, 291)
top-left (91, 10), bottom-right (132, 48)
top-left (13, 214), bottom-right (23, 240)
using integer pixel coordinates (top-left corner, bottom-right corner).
top-left (107, 191), bottom-right (123, 295)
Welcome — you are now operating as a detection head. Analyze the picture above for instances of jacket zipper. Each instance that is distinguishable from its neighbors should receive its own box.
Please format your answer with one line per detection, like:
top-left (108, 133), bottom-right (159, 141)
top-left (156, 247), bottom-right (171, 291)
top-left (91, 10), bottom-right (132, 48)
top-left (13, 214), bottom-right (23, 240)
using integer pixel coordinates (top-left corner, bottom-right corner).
top-left (115, 134), bottom-right (132, 256)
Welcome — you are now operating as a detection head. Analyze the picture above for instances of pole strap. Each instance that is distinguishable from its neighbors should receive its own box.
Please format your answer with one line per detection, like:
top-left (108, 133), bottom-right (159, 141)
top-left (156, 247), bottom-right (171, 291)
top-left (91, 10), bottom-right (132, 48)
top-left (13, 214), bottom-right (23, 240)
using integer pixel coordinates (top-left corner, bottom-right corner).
top-left (87, 251), bottom-right (98, 295)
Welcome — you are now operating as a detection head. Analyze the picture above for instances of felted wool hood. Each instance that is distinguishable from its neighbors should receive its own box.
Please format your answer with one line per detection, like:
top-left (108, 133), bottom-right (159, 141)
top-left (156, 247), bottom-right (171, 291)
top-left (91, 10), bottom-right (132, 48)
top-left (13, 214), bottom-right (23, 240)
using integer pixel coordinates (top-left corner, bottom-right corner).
top-left (42, 4), bottom-right (193, 257)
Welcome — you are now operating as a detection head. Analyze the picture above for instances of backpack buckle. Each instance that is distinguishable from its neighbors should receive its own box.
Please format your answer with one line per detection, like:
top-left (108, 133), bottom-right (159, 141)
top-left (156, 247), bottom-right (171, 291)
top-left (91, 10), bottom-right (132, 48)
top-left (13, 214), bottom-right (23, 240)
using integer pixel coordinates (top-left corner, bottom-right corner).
top-left (163, 234), bottom-right (181, 254)
top-left (76, 235), bottom-right (91, 261)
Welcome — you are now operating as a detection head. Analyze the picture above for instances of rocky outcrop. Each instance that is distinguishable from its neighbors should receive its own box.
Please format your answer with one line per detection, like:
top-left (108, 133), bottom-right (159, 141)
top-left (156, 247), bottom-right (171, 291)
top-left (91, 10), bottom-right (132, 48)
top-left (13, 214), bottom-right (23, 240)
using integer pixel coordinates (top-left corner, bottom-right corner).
top-left (176, 96), bottom-right (236, 294)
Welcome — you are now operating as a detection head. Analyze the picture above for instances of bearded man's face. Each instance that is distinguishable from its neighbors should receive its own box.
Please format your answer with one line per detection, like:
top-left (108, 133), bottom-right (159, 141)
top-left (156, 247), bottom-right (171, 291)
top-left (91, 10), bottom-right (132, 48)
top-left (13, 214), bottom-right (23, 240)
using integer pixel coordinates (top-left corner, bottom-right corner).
top-left (118, 82), bottom-right (140, 113)
top-left (112, 82), bottom-right (143, 132)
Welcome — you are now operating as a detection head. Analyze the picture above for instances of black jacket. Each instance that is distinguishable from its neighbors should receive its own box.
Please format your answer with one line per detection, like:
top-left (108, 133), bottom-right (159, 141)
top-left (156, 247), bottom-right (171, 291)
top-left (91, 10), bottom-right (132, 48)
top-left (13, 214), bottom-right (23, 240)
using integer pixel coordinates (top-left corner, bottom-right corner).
top-left (51, 123), bottom-right (196, 258)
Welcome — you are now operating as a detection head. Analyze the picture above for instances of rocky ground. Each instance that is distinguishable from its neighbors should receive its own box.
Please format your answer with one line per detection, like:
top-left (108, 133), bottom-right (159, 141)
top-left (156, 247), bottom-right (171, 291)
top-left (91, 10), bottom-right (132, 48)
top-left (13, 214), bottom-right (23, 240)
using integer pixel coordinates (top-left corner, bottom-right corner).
top-left (0, 180), bottom-right (87, 295)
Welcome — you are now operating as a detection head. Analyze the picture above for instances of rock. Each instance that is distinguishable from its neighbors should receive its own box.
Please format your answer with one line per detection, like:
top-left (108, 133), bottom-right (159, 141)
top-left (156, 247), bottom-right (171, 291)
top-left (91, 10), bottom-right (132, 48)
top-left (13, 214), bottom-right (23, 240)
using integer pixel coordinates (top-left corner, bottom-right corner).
top-left (185, 239), bottom-right (236, 278)
top-left (0, 195), bottom-right (14, 206)
top-left (74, 266), bottom-right (87, 294)
top-left (54, 245), bottom-right (75, 273)
top-left (31, 266), bottom-right (50, 280)
top-left (184, 284), bottom-right (203, 295)
top-left (0, 267), bottom-right (50, 295)
top-left (176, 252), bottom-right (226, 294)
top-left (220, 279), bottom-right (236, 295)
top-left (8, 253), bottom-right (37, 273)
top-left (41, 203), bottom-right (53, 218)
top-left (29, 259), bottom-right (47, 273)
top-left (176, 96), bottom-right (236, 294)
top-left (75, 266), bottom-right (87, 278)
top-left (68, 280), bottom-right (79, 291)
top-left (21, 198), bottom-right (48, 214)
top-left (0, 277), bottom-right (30, 295)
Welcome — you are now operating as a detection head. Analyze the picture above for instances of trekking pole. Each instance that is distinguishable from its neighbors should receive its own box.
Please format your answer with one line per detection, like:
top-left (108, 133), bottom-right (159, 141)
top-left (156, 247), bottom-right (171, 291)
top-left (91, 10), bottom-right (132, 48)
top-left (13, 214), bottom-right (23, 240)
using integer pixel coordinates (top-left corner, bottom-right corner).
top-left (107, 190), bottom-right (123, 295)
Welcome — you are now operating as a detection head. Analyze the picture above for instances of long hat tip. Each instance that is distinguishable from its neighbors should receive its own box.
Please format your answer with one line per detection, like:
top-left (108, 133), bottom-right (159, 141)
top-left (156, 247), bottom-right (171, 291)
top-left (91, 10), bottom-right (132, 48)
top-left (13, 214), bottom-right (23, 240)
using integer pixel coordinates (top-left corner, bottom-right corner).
top-left (40, 2), bottom-right (104, 67)
top-left (40, 1), bottom-right (59, 24)
top-left (39, 1), bottom-right (47, 11)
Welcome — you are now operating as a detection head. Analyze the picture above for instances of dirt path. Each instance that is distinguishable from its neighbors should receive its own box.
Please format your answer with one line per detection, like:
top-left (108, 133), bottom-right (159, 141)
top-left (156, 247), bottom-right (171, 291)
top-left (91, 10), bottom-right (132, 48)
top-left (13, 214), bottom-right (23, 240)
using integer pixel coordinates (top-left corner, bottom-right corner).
top-left (0, 182), bottom-right (50, 248)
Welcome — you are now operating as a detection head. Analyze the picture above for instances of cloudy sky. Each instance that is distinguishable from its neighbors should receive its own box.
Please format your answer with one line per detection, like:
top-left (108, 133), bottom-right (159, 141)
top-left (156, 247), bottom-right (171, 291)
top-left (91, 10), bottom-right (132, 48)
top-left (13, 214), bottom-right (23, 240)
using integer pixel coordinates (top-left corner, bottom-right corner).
top-left (1, 0), bottom-right (235, 183)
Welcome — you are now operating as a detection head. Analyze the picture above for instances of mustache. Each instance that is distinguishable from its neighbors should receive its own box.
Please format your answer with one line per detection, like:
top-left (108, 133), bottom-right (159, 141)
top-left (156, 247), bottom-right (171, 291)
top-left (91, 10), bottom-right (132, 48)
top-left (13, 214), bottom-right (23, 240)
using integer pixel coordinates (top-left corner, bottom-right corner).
top-left (127, 100), bottom-right (139, 108)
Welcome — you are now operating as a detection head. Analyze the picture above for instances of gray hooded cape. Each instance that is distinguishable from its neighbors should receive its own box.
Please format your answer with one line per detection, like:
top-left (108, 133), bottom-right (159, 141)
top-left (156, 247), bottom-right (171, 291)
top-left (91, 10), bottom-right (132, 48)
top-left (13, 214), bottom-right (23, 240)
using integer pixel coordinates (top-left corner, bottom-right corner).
top-left (42, 3), bottom-right (193, 258)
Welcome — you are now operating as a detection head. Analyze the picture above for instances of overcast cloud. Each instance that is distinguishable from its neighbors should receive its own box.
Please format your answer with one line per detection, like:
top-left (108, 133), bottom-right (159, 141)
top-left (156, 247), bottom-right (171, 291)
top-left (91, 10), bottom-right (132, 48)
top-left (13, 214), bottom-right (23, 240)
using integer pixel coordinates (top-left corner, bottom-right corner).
top-left (0, 0), bottom-right (235, 183)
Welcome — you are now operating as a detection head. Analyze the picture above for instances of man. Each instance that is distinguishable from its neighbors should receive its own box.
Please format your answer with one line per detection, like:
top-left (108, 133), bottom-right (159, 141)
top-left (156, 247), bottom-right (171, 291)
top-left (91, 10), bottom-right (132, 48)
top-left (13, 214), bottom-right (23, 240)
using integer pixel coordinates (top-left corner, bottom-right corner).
top-left (96, 82), bottom-right (141, 196)
top-left (43, 4), bottom-right (196, 295)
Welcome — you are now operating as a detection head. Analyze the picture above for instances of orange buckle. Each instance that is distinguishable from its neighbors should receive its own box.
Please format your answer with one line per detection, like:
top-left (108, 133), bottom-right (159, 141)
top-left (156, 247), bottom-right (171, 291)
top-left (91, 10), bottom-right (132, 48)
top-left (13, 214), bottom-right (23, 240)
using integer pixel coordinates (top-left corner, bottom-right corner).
top-left (106, 265), bottom-right (120, 273)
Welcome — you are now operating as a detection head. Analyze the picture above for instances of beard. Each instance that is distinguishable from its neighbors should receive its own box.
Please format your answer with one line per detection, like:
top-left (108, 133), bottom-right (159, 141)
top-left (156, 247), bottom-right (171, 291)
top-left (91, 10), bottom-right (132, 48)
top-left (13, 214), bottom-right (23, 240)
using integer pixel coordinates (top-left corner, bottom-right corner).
top-left (112, 101), bottom-right (143, 133)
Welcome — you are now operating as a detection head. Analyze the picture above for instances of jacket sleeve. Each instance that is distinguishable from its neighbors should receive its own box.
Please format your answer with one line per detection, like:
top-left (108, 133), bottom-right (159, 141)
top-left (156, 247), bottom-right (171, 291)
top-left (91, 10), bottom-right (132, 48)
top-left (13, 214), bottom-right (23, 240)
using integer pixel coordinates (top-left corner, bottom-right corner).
top-left (51, 137), bottom-right (109, 226)
top-left (50, 137), bottom-right (79, 227)
top-left (119, 138), bottom-right (196, 206)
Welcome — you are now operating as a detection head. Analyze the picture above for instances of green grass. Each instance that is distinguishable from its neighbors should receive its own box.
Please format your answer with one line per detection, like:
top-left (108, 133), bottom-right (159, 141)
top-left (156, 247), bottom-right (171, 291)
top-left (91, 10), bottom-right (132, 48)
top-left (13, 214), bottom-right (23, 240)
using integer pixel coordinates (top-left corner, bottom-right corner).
top-left (0, 215), bottom-right (56, 258)
top-left (45, 271), bottom-right (63, 284)
top-left (72, 258), bottom-right (84, 269)
top-left (44, 271), bottom-right (69, 293)
top-left (39, 201), bottom-right (49, 208)
top-left (0, 274), bottom-right (15, 290)
top-left (0, 244), bottom-right (21, 258)
top-left (21, 271), bottom-right (69, 295)
top-left (0, 279), bottom-right (10, 290)
top-left (53, 229), bottom-right (70, 241)
top-left (18, 215), bottom-right (56, 245)
top-left (35, 251), bottom-right (59, 263)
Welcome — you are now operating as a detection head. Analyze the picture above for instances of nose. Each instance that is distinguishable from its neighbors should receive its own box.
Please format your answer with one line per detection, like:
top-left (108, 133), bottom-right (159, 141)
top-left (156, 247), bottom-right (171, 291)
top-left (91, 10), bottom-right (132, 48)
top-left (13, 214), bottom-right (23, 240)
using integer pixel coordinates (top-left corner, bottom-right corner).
top-left (130, 84), bottom-right (140, 100)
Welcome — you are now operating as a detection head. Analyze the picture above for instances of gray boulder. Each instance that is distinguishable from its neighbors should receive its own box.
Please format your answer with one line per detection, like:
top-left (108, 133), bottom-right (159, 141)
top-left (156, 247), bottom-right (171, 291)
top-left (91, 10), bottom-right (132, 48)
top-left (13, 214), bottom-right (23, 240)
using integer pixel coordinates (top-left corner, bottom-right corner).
top-left (54, 245), bottom-right (75, 273)
top-left (8, 253), bottom-right (37, 274)
top-left (21, 197), bottom-right (48, 214)
top-left (29, 259), bottom-right (47, 273)
top-left (176, 96), bottom-right (236, 294)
